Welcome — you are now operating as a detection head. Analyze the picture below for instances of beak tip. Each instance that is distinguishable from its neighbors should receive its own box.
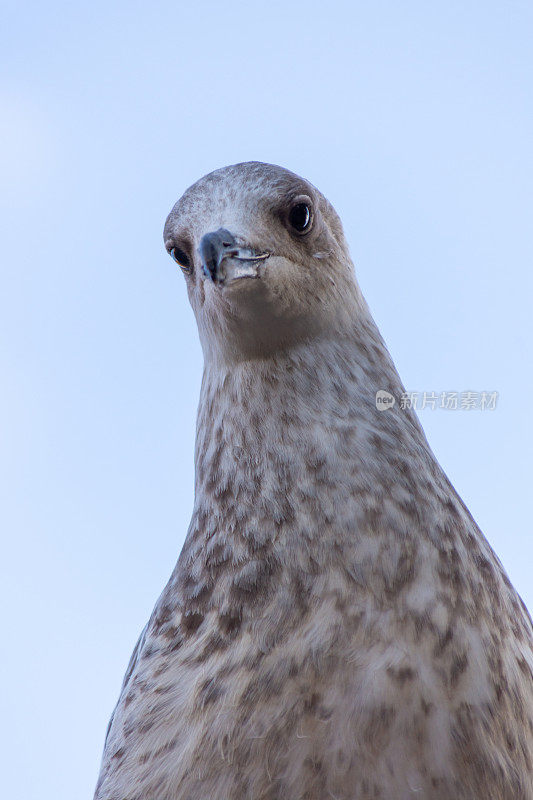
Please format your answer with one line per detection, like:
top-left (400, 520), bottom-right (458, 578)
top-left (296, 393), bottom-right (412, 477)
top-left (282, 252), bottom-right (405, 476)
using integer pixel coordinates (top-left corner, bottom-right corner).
top-left (198, 228), bottom-right (236, 283)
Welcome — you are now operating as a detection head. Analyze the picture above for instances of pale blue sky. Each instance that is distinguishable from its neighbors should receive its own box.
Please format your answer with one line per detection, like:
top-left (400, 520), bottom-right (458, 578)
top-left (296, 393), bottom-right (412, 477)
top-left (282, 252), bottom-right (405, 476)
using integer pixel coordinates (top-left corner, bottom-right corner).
top-left (1, 2), bottom-right (532, 797)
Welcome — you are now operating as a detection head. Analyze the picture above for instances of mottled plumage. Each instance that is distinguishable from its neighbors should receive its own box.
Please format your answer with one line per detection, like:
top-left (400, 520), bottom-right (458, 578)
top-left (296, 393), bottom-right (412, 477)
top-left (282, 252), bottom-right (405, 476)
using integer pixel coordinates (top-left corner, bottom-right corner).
top-left (95, 162), bottom-right (533, 799)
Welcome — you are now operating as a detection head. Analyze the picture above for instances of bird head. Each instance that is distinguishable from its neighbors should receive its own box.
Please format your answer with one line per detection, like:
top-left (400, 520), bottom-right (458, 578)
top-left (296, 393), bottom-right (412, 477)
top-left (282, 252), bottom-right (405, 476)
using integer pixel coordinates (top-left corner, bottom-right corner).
top-left (163, 162), bottom-right (363, 363)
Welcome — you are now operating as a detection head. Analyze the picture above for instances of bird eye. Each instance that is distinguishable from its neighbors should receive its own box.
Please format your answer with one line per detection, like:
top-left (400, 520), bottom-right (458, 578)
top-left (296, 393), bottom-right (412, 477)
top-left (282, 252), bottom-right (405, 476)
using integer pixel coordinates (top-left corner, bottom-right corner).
top-left (170, 246), bottom-right (192, 273)
top-left (288, 202), bottom-right (312, 233)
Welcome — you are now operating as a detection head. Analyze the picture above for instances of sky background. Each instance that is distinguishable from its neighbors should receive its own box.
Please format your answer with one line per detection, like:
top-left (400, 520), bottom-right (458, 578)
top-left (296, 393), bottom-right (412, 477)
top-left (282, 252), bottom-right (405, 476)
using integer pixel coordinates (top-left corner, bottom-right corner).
top-left (1, 2), bottom-right (532, 797)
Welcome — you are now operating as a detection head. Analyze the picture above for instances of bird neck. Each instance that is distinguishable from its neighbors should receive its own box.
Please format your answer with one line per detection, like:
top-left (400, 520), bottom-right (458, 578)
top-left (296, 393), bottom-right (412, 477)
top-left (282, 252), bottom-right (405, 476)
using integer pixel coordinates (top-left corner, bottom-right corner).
top-left (192, 315), bottom-right (428, 535)
top-left (171, 315), bottom-right (434, 619)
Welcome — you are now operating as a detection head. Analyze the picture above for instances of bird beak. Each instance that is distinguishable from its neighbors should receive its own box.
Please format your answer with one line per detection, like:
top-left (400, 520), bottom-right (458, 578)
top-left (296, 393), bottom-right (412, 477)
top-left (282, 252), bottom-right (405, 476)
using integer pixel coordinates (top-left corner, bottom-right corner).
top-left (198, 228), bottom-right (270, 285)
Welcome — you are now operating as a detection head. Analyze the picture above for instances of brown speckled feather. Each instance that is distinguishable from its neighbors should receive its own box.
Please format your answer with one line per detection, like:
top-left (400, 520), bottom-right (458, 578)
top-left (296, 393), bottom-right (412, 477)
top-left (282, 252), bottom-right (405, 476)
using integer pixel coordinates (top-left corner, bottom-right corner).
top-left (95, 162), bottom-right (533, 800)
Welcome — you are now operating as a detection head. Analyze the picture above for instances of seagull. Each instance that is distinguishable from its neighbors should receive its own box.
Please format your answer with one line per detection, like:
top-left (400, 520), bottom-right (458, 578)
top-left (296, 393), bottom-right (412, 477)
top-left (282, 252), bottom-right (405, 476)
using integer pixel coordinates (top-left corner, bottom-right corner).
top-left (94, 161), bottom-right (533, 800)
